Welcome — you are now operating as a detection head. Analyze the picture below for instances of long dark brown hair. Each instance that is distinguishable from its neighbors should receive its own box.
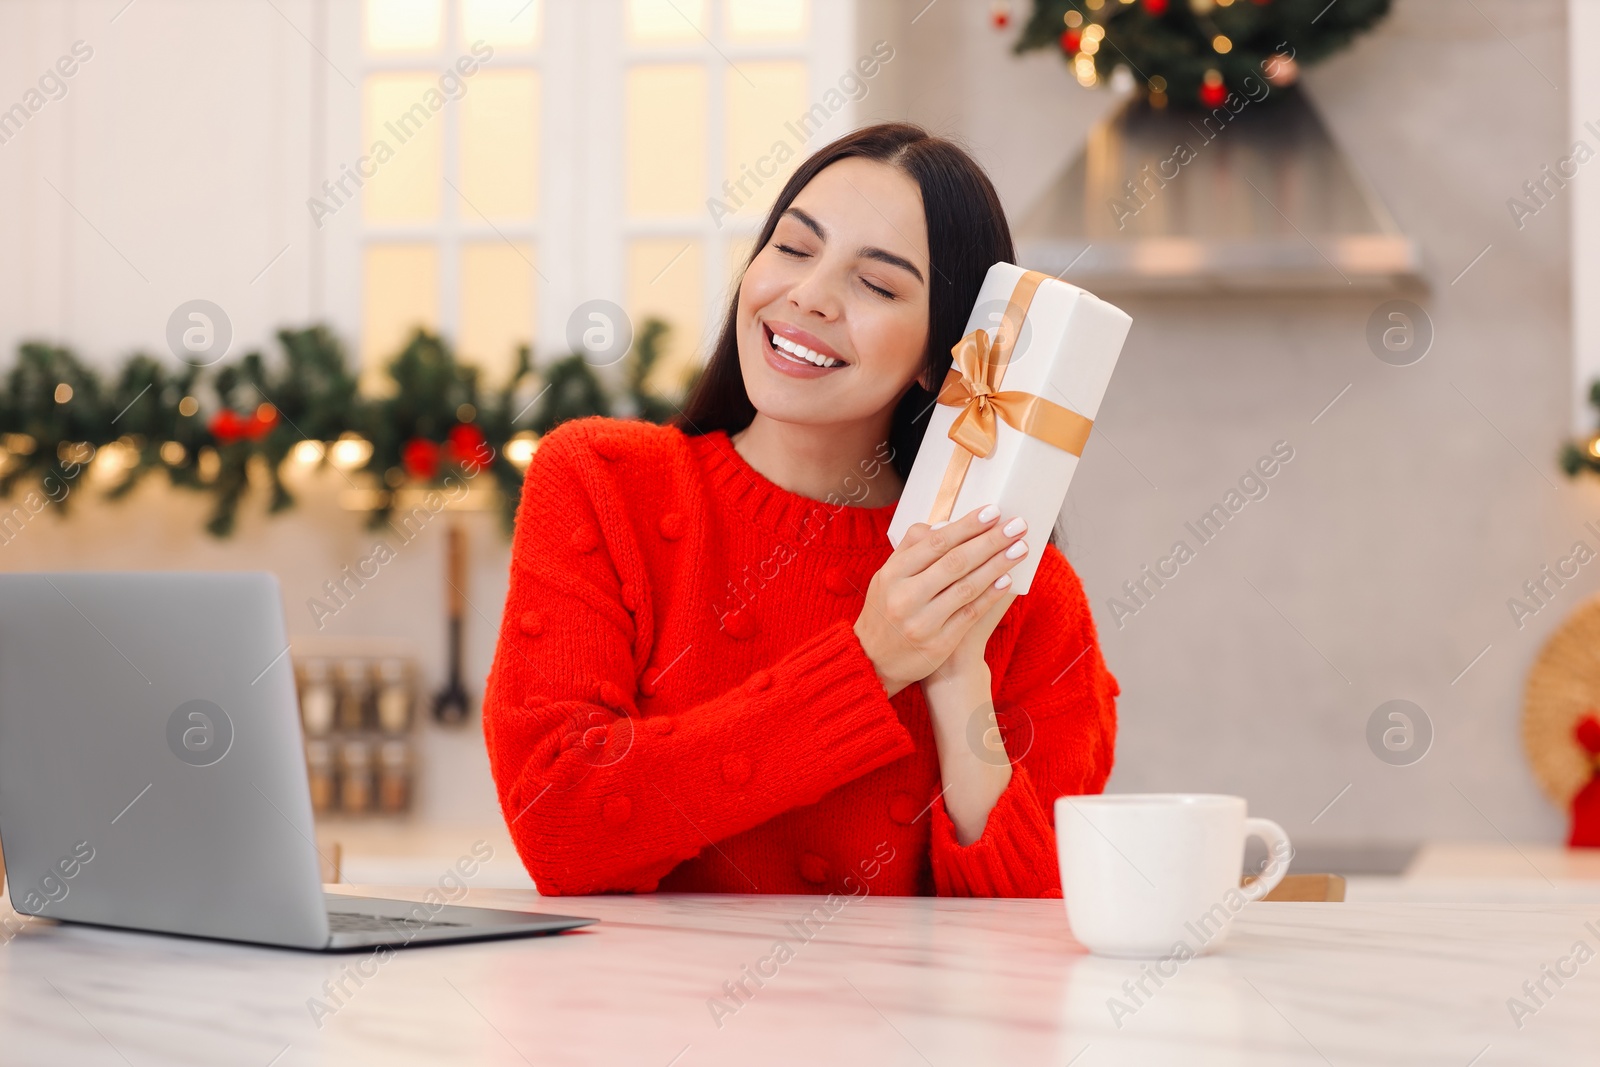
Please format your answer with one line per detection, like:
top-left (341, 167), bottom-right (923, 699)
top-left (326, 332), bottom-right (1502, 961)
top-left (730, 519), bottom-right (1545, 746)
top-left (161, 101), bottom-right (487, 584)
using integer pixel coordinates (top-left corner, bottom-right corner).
top-left (673, 122), bottom-right (1018, 489)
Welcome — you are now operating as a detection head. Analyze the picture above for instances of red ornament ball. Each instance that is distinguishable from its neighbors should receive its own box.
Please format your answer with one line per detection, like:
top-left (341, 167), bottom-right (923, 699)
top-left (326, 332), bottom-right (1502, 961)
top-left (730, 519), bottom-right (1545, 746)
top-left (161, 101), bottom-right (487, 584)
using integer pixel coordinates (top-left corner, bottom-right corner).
top-left (1199, 72), bottom-right (1227, 107)
top-left (1059, 28), bottom-right (1080, 53)
top-left (1144, 0), bottom-right (1169, 14)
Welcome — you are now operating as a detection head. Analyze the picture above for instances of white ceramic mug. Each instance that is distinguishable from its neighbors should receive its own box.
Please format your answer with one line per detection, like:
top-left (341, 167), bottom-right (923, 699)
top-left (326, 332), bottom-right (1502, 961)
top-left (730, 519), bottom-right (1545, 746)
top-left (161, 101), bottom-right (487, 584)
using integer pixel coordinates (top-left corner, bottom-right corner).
top-left (1054, 793), bottom-right (1292, 959)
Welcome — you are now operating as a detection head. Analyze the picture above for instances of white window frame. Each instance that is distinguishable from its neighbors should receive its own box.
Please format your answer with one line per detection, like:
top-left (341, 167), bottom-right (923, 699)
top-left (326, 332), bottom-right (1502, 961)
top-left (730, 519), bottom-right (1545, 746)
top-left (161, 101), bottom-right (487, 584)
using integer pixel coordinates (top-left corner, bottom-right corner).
top-left (1573, 0), bottom-right (1600, 431)
top-left (315, 0), bottom-right (861, 387)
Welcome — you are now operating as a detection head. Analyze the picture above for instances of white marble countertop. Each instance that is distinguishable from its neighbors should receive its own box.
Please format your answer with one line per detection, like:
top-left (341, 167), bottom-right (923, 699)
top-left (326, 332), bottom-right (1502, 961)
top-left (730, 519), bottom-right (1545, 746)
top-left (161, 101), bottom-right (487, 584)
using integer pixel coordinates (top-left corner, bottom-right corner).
top-left (4, 880), bottom-right (1600, 1066)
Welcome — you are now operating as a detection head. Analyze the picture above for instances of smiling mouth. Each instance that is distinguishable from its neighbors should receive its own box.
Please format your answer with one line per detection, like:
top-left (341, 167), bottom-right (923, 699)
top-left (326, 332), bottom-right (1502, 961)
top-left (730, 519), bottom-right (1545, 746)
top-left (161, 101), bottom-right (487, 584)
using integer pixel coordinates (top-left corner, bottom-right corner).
top-left (763, 323), bottom-right (846, 369)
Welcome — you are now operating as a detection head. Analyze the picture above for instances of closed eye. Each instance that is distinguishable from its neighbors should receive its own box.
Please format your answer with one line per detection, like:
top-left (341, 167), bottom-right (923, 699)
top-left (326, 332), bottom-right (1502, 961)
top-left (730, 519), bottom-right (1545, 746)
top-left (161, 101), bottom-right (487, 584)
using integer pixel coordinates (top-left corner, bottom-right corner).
top-left (775, 242), bottom-right (896, 299)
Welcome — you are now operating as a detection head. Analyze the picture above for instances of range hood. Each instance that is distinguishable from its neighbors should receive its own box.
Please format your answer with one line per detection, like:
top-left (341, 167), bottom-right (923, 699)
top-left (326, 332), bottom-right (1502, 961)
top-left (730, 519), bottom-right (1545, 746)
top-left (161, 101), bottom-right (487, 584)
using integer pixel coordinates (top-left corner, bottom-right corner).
top-left (1015, 90), bottom-right (1422, 293)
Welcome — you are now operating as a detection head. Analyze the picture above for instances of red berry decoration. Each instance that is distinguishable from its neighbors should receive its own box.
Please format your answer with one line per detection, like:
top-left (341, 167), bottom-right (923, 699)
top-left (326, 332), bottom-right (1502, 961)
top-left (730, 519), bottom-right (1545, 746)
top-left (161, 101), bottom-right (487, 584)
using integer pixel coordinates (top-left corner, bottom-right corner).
top-left (446, 423), bottom-right (490, 473)
top-left (1016, 0), bottom-right (1388, 113)
top-left (990, 1), bottom-right (1011, 28)
top-left (402, 437), bottom-right (441, 480)
top-left (208, 409), bottom-right (246, 445)
top-left (208, 405), bottom-right (278, 445)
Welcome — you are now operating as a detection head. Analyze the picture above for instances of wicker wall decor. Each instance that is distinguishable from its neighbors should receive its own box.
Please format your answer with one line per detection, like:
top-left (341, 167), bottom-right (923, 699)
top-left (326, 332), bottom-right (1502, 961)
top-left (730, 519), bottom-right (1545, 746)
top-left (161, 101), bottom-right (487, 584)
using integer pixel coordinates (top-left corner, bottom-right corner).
top-left (1522, 594), bottom-right (1600, 808)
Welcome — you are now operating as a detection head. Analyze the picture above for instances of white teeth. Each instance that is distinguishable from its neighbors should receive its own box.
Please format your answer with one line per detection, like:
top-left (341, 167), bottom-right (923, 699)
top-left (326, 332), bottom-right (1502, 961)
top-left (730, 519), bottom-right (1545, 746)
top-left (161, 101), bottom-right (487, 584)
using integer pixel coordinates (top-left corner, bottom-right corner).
top-left (769, 328), bottom-right (841, 368)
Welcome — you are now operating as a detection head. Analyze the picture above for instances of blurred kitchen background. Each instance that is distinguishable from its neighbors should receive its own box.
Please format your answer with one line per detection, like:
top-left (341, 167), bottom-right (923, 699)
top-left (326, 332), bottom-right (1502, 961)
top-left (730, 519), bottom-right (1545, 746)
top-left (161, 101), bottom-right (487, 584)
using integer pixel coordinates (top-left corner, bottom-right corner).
top-left (2, 0), bottom-right (1596, 889)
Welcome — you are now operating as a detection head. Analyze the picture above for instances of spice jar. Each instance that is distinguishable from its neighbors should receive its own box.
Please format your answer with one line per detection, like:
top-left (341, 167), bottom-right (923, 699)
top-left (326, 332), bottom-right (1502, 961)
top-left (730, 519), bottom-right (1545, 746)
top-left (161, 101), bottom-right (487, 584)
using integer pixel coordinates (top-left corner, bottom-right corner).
top-left (375, 657), bottom-right (413, 734)
top-left (378, 739), bottom-right (413, 814)
top-left (336, 658), bottom-right (373, 732)
top-left (305, 739), bottom-right (336, 814)
top-left (338, 738), bottom-right (374, 815)
top-left (298, 658), bottom-right (336, 736)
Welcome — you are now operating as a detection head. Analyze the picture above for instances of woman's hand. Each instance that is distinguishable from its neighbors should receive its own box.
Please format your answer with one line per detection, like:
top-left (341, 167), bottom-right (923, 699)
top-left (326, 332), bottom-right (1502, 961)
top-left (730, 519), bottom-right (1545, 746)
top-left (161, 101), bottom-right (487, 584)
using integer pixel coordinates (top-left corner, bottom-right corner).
top-left (853, 504), bottom-right (1030, 698)
top-left (927, 586), bottom-right (1019, 687)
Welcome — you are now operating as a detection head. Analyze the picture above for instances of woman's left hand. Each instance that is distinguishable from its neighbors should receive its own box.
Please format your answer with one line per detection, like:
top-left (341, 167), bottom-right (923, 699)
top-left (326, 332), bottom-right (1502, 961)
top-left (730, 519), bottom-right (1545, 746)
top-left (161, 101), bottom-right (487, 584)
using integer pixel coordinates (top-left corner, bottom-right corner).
top-left (928, 588), bottom-right (1018, 685)
top-left (919, 587), bottom-right (1019, 845)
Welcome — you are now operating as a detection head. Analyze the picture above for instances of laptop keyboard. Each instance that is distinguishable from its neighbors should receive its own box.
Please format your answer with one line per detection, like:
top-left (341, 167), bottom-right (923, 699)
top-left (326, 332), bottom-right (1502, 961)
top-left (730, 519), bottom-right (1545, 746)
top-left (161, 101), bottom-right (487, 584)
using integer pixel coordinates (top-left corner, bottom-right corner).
top-left (327, 910), bottom-right (468, 934)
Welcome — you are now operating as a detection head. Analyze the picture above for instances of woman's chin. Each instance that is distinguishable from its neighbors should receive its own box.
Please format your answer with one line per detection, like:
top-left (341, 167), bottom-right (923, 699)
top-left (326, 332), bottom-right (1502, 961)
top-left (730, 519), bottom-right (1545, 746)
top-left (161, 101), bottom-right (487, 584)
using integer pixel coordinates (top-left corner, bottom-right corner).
top-left (746, 393), bottom-right (828, 424)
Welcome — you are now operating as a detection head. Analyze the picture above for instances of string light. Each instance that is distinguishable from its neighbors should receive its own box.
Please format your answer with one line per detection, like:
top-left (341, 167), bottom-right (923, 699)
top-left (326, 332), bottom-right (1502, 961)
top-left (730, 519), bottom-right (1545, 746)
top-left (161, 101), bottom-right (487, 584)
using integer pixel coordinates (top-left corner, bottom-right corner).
top-left (1213, 34), bottom-right (1233, 53)
top-left (329, 432), bottom-right (373, 470)
top-left (506, 432), bottom-right (540, 470)
top-left (1, 434), bottom-right (36, 457)
top-left (92, 439), bottom-right (136, 481)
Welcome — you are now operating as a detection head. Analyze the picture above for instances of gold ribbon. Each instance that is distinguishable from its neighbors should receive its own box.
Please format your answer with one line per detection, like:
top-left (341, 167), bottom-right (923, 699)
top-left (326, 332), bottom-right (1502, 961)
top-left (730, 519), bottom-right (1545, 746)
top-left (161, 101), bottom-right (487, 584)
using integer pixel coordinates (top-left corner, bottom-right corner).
top-left (926, 269), bottom-right (1095, 525)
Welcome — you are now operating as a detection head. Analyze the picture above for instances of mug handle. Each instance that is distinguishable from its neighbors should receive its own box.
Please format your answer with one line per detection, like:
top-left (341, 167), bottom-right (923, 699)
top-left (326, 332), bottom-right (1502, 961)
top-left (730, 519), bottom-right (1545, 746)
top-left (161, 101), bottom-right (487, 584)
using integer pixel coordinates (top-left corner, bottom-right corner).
top-left (1239, 817), bottom-right (1293, 903)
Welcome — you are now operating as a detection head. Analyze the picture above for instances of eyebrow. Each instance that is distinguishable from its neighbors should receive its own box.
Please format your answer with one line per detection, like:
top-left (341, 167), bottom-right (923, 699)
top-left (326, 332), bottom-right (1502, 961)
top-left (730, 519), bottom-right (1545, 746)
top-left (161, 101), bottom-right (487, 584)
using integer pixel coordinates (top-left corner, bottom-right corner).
top-left (782, 207), bottom-right (926, 286)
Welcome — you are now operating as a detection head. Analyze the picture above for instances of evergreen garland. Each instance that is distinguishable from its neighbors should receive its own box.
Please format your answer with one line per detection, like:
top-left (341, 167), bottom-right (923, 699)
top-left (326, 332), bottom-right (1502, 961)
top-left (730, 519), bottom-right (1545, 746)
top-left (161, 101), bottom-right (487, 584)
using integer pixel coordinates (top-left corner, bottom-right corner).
top-left (1012, 0), bottom-right (1390, 110)
top-left (1563, 382), bottom-right (1600, 482)
top-left (0, 318), bottom-right (691, 538)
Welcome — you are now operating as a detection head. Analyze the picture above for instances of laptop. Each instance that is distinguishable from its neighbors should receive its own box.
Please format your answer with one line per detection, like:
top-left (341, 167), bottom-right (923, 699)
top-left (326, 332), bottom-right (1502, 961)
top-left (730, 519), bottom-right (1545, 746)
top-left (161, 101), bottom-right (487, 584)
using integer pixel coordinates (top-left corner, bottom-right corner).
top-left (0, 571), bottom-right (595, 951)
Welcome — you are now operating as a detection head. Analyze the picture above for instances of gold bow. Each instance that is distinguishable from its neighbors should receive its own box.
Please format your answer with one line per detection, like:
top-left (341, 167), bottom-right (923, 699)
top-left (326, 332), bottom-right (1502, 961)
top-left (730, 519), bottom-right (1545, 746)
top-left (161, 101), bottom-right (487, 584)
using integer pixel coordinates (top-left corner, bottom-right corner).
top-left (926, 270), bottom-right (1095, 525)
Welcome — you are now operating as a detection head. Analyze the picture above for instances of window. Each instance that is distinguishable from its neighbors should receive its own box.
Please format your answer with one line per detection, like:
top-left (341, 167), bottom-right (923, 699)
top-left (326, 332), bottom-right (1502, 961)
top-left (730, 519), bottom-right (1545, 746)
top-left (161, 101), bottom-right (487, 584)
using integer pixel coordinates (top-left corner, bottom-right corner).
top-left (360, 0), bottom-right (542, 391)
top-left (623, 0), bottom-right (811, 391)
top-left (349, 0), bottom-right (855, 398)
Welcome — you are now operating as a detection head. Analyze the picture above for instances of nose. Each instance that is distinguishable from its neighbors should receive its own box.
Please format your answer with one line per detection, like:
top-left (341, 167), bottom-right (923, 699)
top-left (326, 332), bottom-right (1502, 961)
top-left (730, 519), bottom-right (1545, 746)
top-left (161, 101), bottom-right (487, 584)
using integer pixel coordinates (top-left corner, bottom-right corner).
top-left (786, 256), bottom-right (843, 322)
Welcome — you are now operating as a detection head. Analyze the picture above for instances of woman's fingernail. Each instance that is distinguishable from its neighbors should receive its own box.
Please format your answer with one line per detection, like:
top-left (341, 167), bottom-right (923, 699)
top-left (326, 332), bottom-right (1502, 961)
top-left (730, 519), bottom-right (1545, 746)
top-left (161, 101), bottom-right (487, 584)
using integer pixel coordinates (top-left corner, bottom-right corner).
top-left (1006, 539), bottom-right (1028, 559)
top-left (978, 505), bottom-right (1000, 523)
top-left (1002, 517), bottom-right (1026, 537)
top-left (994, 573), bottom-right (1012, 590)
top-left (931, 520), bottom-right (949, 530)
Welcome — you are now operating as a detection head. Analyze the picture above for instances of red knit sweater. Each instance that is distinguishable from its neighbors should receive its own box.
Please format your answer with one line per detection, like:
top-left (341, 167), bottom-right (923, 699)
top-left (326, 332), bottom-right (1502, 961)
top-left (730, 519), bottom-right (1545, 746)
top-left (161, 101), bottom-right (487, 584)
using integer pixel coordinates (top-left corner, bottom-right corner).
top-left (482, 415), bottom-right (1119, 898)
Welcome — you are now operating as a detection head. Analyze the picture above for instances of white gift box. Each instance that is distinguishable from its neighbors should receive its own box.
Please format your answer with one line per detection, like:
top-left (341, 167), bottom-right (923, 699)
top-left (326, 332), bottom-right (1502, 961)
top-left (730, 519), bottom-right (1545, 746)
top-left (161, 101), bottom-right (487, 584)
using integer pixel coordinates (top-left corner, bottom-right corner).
top-left (887, 262), bottom-right (1132, 594)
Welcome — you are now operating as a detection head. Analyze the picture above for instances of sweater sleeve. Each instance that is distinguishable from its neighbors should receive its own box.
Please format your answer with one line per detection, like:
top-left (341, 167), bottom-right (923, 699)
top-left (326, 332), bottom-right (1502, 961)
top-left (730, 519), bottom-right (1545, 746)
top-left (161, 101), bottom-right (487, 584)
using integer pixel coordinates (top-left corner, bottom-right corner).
top-left (927, 542), bottom-right (1120, 898)
top-left (482, 425), bottom-right (916, 895)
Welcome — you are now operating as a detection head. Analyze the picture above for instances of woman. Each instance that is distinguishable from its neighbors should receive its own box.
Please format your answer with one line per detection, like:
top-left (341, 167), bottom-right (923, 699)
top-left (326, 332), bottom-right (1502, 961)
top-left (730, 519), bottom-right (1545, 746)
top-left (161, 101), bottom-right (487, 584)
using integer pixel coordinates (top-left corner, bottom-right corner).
top-left (483, 122), bottom-right (1118, 898)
